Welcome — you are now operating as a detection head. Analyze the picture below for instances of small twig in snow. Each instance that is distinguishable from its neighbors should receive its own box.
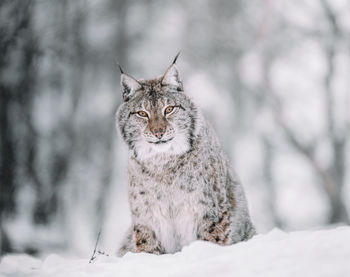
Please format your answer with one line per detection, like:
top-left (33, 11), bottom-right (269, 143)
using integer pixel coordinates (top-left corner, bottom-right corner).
top-left (97, 250), bottom-right (109, 256)
top-left (89, 230), bottom-right (101, 264)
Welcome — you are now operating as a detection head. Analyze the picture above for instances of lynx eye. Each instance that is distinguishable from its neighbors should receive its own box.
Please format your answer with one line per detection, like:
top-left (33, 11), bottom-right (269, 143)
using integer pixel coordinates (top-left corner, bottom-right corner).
top-left (136, 111), bottom-right (148, 118)
top-left (164, 106), bottom-right (175, 115)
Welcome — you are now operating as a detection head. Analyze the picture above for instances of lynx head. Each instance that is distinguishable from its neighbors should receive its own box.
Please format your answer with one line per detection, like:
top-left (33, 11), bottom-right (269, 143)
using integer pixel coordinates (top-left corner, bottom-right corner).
top-left (116, 54), bottom-right (199, 160)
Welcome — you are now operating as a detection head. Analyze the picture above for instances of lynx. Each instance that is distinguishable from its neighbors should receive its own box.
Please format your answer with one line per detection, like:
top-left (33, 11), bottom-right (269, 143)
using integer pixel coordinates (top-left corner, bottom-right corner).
top-left (116, 54), bottom-right (256, 256)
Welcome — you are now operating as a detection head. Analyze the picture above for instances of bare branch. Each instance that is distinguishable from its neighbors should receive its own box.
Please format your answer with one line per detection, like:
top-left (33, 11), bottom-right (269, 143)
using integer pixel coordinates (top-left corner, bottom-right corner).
top-left (319, 0), bottom-right (340, 35)
top-left (272, 95), bottom-right (338, 200)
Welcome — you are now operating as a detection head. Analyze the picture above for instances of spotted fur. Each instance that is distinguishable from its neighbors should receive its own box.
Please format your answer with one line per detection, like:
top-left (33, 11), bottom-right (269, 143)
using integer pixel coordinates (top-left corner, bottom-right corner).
top-left (116, 58), bottom-right (256, 256)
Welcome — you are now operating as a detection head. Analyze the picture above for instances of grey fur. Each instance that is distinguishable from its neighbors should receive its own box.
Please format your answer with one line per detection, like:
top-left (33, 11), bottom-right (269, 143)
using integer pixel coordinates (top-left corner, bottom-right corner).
top-left (116, 61), bottom-right (256, 256)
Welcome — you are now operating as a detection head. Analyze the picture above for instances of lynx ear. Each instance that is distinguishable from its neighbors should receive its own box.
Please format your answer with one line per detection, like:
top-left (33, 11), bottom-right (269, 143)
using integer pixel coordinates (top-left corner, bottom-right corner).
top-left (120, 73), bottom-right (143, 102)
top-left (161, 53), bottom-right (183, 91)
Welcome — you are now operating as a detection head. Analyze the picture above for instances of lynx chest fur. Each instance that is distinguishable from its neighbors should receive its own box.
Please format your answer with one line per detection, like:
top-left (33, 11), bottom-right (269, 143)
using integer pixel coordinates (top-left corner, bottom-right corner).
top-left (116, 55), bottom-right (255, 256)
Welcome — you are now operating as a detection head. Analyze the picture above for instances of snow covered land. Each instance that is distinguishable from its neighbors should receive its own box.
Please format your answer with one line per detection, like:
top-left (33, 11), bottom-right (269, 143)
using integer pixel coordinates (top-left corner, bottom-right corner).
top-left (1, 226), bottom-right (350, 277)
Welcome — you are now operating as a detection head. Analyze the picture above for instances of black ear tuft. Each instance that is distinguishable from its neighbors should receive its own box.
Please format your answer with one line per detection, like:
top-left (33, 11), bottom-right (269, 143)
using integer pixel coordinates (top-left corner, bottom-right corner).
top-left (115, 60), bottom-right (124, 74)
top-left (172, 51), bottom-right (181, 65)
top-left (117, 64), bottom-right (124, 74)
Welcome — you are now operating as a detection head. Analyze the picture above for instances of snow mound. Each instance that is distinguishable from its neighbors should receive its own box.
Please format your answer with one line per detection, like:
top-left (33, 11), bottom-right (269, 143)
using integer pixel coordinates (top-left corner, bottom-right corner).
top-left (1, 227), bottom-right (350, 277)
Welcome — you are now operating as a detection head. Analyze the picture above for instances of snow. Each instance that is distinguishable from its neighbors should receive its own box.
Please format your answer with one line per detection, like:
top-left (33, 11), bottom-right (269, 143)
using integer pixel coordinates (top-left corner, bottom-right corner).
top-left (1, 227), bottom-right (350, 277)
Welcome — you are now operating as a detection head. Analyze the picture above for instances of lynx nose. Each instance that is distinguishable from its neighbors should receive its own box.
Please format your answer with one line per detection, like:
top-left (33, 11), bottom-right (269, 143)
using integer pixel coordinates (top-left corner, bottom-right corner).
top-left (153, 128), bottom-right (165, 139)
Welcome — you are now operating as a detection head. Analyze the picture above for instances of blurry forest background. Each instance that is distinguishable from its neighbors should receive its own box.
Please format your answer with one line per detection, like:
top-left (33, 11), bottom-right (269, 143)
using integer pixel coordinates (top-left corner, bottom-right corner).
top-left (1, 0), bottom-right (349, 257)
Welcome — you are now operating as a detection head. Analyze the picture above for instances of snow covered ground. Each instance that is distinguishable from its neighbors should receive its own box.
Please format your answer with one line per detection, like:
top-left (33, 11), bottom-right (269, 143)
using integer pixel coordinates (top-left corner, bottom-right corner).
top-left (1, 226), bottom-right (350, 277)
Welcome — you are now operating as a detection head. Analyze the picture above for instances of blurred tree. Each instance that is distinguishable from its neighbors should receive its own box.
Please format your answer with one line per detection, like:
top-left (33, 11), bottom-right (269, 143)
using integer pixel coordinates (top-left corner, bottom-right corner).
top-left (269, 0), bottom-right (349, 224)
top-left (95, 0), bottom-right (130, 233)
top-left (0, 0), bottom-right (39, 254)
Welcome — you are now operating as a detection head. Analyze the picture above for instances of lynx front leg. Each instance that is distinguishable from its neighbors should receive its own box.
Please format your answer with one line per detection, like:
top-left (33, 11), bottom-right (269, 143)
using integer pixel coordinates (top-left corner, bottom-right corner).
top-left (198, 211), bottom-right (232, 245)
top-left (133, 224), bottom-right (165, 254)
top-left (118, 227), bottom-right (134, 256)
top-left (117, 224), bottom-right (165, 256)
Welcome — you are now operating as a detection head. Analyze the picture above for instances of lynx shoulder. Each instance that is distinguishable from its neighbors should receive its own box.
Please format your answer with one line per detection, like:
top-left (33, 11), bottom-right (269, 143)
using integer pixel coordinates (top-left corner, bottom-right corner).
top-left (116, 55), bottom-right (256, 256)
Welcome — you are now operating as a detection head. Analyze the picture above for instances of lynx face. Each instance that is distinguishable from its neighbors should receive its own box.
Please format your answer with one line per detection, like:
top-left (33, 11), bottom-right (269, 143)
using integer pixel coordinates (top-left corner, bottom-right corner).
top-left (117, 61), bottom-right (198, 160)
